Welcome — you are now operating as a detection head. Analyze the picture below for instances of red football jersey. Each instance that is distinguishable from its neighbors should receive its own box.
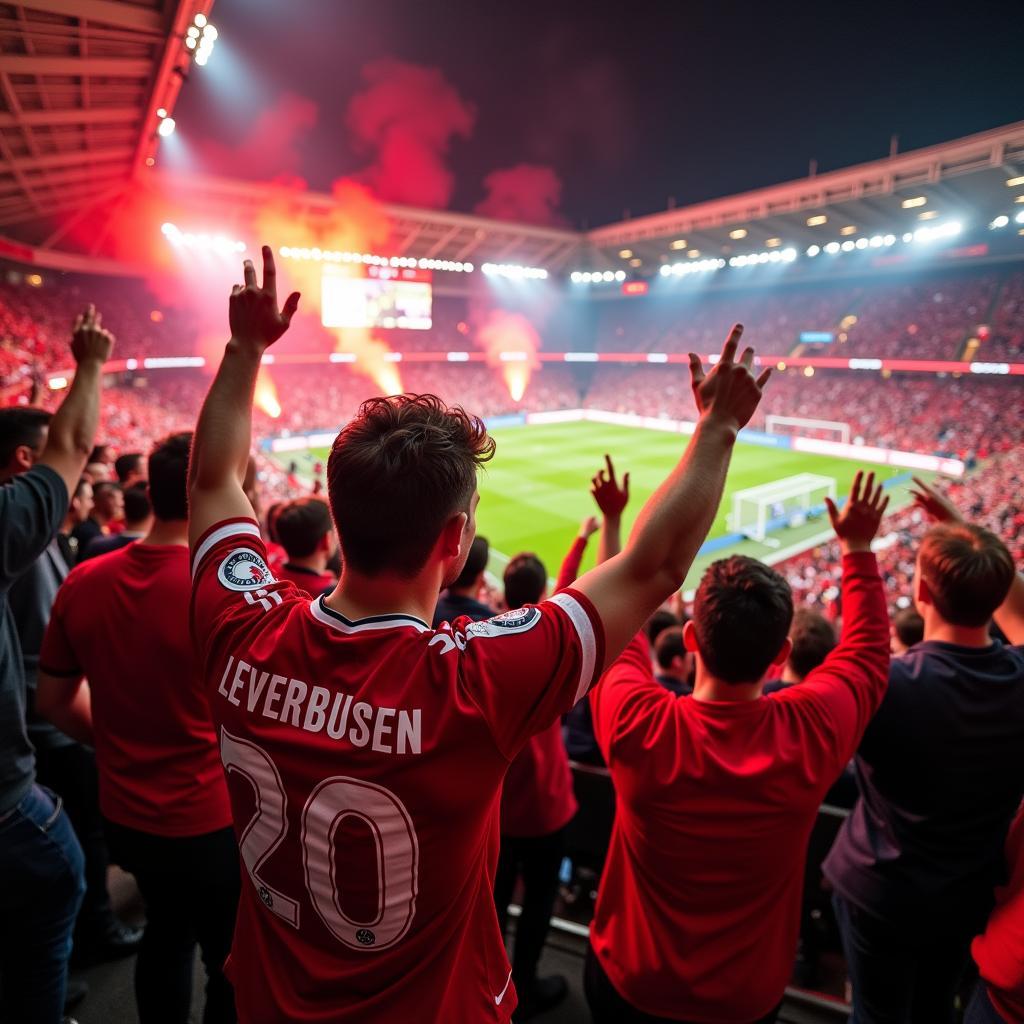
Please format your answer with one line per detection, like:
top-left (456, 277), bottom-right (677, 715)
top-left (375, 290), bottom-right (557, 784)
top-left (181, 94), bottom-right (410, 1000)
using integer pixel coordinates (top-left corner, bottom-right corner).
top-left (275, 562), bottom-right (336, 595)
top-left (40, 543), bottom-right (232, 837)
top-left (589, 552), bottom-right (888, 1022)
top-left (189, 518), bottom-right (603, 1023)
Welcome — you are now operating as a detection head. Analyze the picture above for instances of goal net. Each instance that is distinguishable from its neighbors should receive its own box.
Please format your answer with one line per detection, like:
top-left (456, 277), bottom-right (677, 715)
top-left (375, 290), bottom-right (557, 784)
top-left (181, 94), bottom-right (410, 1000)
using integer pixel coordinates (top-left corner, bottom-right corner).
top-left (730, 473), bottom-right (838, 543)
top-left (765, 415), bottom-right (851, 445)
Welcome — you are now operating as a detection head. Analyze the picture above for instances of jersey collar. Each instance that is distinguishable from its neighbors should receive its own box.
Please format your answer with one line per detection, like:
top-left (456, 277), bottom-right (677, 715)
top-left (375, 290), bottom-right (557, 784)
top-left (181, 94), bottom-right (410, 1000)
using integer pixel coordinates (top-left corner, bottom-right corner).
top-left (309, 595), bottom-right (430, 635)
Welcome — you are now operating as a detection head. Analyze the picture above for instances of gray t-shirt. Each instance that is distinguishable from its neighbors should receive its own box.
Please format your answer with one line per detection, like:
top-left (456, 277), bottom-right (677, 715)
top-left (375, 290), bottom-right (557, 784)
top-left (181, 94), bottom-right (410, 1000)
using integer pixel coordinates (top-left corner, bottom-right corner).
top-left (0, 464), bottom-right (68, 813)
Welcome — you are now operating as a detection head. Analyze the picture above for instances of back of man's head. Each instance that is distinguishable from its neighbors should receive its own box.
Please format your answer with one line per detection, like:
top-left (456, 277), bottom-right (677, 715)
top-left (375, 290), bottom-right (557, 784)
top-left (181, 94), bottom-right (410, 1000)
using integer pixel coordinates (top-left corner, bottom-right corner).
top-left (693, 555), bottom-right (794, 684)
top-left (123, 482), bottom-right (152, 527)
top-left (647, 609), bottom-right (681, 647)
top-left (92, 480), bottom-right (122, 517)
top-left (504, 553), bottom-right (547, 608)
top-left (655, 626), bottom-right (687, 671)
top-left (0, 406), bottom-right (51, 476)
top-left (328, 394), bottom-right (495, 579)
top-left (451, 536), bottom-right (489, 591)
top-left (892, 606), bottom-right (924, 651)
top-left (917, 523), bottom-right (1014, 628)
top-left (787, 608), bottom-right (836, 681)
top-left (276, 497), bottom-right (334, 559)
top-left (148, 432), bottom-right (192, 521)
top-left (114, 452), bottom-right (144, 485)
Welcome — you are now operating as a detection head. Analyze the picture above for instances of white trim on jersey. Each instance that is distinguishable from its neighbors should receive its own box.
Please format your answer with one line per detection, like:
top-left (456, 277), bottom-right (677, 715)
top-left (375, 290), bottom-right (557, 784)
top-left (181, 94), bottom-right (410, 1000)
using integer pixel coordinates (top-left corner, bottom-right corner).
top-left (308, 596), bottom-right (431, 635)
top-left (549, 592), bottom-right (598, 704)
top-left (191, 521), bottom-right (262, 579)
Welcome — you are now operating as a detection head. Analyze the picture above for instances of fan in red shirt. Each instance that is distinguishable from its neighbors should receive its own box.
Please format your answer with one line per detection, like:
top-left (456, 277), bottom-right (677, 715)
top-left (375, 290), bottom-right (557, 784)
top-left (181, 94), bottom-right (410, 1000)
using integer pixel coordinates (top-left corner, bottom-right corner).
top-left (586, 471), bottom-right (891, 1024)
top-left (187, 247), bottom-right (770, 1022)
top-left (272, 495), bottom-right (338, 594)
top-left (36, 431), bottom-right (239, 1023)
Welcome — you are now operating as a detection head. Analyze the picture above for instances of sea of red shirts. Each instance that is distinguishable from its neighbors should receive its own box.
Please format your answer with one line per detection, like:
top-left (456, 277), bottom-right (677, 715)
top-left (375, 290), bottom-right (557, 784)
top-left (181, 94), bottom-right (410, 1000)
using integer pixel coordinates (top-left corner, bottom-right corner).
top-left (40, 542), bottom-right (232, 836)
top-left (189, 518), bottom-right (604, 1022)
top-left (589, 552), bottom-right (889, 1022)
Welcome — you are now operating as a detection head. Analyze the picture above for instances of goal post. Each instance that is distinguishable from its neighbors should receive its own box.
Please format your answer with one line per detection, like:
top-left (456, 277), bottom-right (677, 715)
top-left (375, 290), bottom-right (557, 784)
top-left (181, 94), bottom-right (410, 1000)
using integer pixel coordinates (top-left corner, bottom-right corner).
top-left (729, 473), bottom-right (838, 542)
top-left (765, 415), bottom-right (851, 445)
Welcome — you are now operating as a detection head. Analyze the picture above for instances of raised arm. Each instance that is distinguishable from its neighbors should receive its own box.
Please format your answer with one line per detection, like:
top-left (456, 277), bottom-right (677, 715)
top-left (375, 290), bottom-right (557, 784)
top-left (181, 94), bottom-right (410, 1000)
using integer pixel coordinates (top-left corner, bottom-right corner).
top-left (910, 475), bottom-right (1024, 645)
top-left (189, 247), bottom-right (300, 547)
top-left (572, 325), bottom-right (770, 664)
top-left (38, 305), bottom-right (114, 497)
top-left (591, 454), bottom-right (628, 564)
top-left (555, 516), bottom-right (597, 592)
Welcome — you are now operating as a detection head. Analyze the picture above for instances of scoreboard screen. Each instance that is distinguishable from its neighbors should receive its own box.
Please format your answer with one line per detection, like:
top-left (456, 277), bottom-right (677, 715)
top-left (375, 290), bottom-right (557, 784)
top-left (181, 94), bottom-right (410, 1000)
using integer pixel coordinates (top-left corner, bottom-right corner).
top-left (321, 264), bottom-right (432, 331)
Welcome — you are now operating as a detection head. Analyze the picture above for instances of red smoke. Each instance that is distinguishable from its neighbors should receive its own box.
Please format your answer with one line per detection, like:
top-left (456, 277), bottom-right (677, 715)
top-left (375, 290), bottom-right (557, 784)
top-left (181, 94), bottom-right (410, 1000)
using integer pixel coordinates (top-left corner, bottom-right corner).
top-left (474, 309), bottom-right (541, 404)
top-left (197, 92), bottom-right (318, 181)
top-left (475, 164), bottom-right (566, 227)
top-left (346, 59), bottom-right (475, 209)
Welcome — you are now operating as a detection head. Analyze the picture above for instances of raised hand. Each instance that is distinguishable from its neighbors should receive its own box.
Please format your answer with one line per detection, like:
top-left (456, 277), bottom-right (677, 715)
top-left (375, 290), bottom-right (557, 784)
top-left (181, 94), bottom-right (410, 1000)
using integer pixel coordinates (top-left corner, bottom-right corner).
top-left (825, 471), bottom-right (890, 553)
top-left (688, 323), bottom-right (770, 432)
top-left (71, 305), bottom-right (114, 365)
top-left (229, 245), bottom-right (300, 352)
top-left (909, 475), bottom-right (963, 524)
top-left (591, 454), bottom-right (630, 519)
top-left (578, 515), bottom-right (600, 540)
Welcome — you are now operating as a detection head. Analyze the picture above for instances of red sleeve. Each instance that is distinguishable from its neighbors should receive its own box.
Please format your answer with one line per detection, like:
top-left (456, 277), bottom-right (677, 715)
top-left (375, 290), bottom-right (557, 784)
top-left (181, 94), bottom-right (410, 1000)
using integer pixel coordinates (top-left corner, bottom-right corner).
top-left (555, 536), bottom-right (588, 592)
top-left (39, 577), bottom-right (82, 678)
top-left (457, 587), bottom-right (605, 759)
top-left (189, 517), bottom-right (303, 668)
top-left (772, 551), bottom-right (889, 771)
top-left (589, 631), bottom-right (672, 763)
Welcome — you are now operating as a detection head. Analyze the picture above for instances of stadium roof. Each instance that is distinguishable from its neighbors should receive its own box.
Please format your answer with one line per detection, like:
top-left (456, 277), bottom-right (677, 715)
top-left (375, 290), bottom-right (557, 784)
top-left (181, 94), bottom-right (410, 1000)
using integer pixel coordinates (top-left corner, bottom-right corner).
top-left (582, 120), bottom-right (1024, 273)
top-left (0, 0), bottom-right (205, 248)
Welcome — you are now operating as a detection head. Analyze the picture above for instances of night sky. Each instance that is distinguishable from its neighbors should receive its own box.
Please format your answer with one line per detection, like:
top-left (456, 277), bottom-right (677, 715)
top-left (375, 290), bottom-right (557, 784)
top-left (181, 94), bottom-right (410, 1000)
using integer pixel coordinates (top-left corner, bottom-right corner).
top-left (174, 0), bottom-right (1024, 228)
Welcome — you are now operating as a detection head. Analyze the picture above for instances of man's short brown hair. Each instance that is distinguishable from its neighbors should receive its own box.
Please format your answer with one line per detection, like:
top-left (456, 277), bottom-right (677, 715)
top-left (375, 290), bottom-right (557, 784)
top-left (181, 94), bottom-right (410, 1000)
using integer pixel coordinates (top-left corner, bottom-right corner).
top-left (693, 555), bottom-right (794, 684)
top-left (918, 523), bottom-right (1014, 628)
top-left (276, 497), bottom-right (334, 559)
top-left (327, 394), bottom-right (495, 578)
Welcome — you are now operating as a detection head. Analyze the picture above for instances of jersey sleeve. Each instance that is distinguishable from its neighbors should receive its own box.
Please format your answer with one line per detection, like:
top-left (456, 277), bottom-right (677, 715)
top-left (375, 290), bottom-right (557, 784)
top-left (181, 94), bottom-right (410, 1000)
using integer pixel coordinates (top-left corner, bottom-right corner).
top-left (190, 517), bottom-right (302, 668)
top-left (39, 575), bottom-right (82, 678)
top-left (590, 631), bottom-right (672, 763)
top-left (456, 587), bottom-right (605, 759)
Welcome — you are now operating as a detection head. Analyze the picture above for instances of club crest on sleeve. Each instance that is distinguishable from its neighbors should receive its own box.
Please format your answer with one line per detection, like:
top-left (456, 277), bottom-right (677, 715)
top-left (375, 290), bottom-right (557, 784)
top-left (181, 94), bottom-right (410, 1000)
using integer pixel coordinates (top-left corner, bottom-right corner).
top-left (218, 548), bottom-right (277, 592)
top-left (465, 606), bottom-right (541, 639)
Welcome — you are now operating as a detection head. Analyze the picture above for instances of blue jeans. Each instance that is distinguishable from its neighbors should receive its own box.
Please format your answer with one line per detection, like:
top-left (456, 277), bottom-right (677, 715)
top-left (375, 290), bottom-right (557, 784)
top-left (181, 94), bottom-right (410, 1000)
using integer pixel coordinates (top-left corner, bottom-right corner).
top-left (832, 893), bottom-right (973, 1024)
top-left (0, 784), bottom-right (86, 1023)
top-left (964, 983), bottom-right (1010, 1024)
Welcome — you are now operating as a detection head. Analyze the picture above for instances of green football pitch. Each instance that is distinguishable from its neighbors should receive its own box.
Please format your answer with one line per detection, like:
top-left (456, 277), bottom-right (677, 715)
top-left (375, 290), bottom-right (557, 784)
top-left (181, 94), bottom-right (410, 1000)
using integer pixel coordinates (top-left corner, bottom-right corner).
top-left (297, 421), bottom-right (923, 590)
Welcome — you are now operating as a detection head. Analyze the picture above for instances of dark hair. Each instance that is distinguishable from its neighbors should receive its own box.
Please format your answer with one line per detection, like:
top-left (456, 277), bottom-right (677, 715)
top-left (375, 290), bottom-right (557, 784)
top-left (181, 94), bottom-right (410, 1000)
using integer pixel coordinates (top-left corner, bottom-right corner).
top-left (327, 394), bottom-right (495, 578)
top-left (918, 523), bottom-right (1014, 628)
top-left (451, 536), bottom-right (489, 590)
top-left (0, 407), bottom-right (51, 466)
top-left (93, 480), bottom-right (122, 501)
top-left (893, 607), bottom-right (924, 649)
top-left (122, 482), bottom-right (152, 525)
top-left (504, 553), bottom-right (547, 608)
top-left (148, 432), bottom-right (191, 521)
top-left (787, 608), bottom-right (836, 681)
top-left (266, 502), bottom-right (284, 543)
top-left (114, 452), bottom-right (143, 484)
top-left (655, 625), bottom-right (687, 670)
top-left (275, 497), bottom-right (334, 559)
top-left (647, 608), bottom-right (681, 646)
top-left (693, 555), bottom-right (794, 684)
top-left (89, 444), bottom-right (111, 464)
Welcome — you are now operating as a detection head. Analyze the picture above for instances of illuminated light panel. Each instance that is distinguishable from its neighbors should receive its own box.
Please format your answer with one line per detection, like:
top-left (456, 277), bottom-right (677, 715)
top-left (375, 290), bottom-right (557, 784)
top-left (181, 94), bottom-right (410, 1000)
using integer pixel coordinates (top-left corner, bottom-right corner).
top-left (618, 249), bottom-right (633, 259)
top-left (918, 209), bottom-right (939, 220)
top-left (1006, 175), bottom-right (1024, 187)
top-left (840, 225), bottom-right (857, 236)
top-left (806, 215), bottom-right (827, 227)
top-left (481, 262), bottom-right (548, 279)
top-left (901, 196), bottom-right (927, 208)
top-left (687, 249), bottom-right (700, 258)
top-left (728, 227), bottom-right (748, 239)
top-left (629, 257), bottom-right (642, 267)
top-left (765, 238), bottom-right (781, 248)
top-left (803, 366), bottom-right (815, 377)
top-left (669, 239), bottom-right (687, 250)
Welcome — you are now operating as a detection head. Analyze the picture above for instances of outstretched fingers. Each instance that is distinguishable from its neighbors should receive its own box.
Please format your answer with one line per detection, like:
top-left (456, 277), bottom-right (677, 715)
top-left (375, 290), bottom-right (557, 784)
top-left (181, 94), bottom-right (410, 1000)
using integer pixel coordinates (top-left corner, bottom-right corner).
top-left (720, 322), bottom-right (743, 364)
top-left (243, 259), bottom-right (257, 289)
top-left (850, 470), bottom-right (864, 505)
top-left (688, 352), bottom-right (705, 388)
top-left (824, 495), bottom-right (839, 529)
top-left (261, 245), bottom-right (277, 299)
top-left (283, 291), bottom-right (300, 323)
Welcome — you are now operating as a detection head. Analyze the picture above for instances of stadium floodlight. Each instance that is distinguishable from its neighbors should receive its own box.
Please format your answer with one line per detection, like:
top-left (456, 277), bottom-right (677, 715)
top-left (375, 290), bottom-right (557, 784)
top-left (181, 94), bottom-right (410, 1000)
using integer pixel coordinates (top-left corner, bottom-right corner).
top-left (902, 232), bottom-right (914, 242)
top-left (824, 242), bottom-right (840, 254)
top-left (157, 116), bottom-right (175, 137)
top-left (806, 215), bottom-right (827, 227)
top-left (990, 216), bottom-right (1010, 229)
top-left (901, 196), bottom-right (927, 208)
top-left (1016, 211), bottom-right (1024, 225)
top-left (571, 272), bottom-right (582, 283)
top-left (806, 245), bottom-right (821, 257)
top-left (729, 227), bottom-right (747, 239)
top-left (840, 225), bottom-right (857, 236)
top-left (883, 234), bottom-right (896, 245)
top-left (1006, 175), bottom-right (1024, 188)
top-left (855, 237), bottom-right (869, 249)
top-left (869, 235), bottom-right (884, 247)
top-left (658, 265), bottom-right (670, 276)
top-left (188, 11), bottom-right (216, 65)
top-left (841, 240), bottom-right (855, 252)
top-left (781, 247), bottom-right (797, 262)
top-left (614, 270), bottom-right (626, 281)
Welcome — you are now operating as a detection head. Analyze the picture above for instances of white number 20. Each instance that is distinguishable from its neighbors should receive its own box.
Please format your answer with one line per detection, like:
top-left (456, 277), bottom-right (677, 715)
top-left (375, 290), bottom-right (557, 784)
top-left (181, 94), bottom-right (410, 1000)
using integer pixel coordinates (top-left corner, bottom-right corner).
top-left (221, 728), bottom-right (419, 951)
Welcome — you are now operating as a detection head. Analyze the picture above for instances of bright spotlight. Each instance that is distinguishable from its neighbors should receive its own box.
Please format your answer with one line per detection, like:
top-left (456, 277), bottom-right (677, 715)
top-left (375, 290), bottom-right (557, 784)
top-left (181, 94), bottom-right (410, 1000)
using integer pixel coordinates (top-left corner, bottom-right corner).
top-left (902, 232), bottom-right (913, 242)
top-left (186, 25), bottom-right (200, 39)
top-left (990, 216), bottom-right (1010, 229)
top-left (1016, 211), bottom-right (1024, 224)
top-left (824, 242), bottom-right (840, 254)
top-left (614, 270), bottom-right (626, 281)
top-left (194, 12), bottom-right (207, 27)
top-left (781, 247), bottom-right (797, 262)
top-left (841, 240), bottom-right (855, 252)
top-left (205, 24), bottom-right (218, 40)
top-left (157, 116), bottom-right (175, 137)
top-left (806, 244), bottom-right (820, 257)
top-left (883, 234), bottom-right (896, 245)
top-left (855, 237), bottom-right (868, 249)
top-left (659, 265), bottom-right (670, 276)
top-left (602, 270), bottom-right (614, 282)
top-left (869, 235), bottom-right (883, 247)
